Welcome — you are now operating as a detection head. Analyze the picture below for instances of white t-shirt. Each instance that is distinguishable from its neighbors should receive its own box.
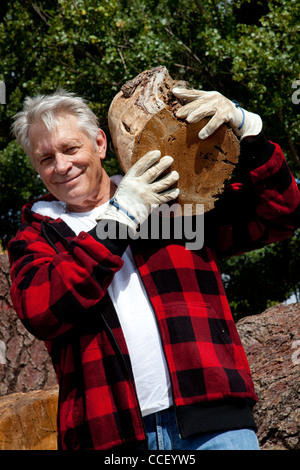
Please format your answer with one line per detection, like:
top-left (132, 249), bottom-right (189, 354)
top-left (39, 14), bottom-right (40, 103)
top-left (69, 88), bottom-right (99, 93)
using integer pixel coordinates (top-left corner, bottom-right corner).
top-left (32, 179), bottom-right (173, 417)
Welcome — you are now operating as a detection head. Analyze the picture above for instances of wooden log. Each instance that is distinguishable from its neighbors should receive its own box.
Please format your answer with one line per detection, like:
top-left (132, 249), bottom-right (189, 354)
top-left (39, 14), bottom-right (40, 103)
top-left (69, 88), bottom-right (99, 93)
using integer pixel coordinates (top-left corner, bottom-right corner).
top-left (108, 66), bottom-right (240, 214)
top-left (237, 303), bottom-right (300, 450)
top-left (0, 387), bottom-right (58, 450)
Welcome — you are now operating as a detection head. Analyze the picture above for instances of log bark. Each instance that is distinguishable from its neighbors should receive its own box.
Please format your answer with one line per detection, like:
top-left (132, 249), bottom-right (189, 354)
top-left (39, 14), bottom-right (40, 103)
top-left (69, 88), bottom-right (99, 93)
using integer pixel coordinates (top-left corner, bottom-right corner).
top-left (0, 254), bottom-right (57, 397)
top-left (237, 302), bottom-right (300, 450)
top-left (108, 66), bottom-right (240, 213)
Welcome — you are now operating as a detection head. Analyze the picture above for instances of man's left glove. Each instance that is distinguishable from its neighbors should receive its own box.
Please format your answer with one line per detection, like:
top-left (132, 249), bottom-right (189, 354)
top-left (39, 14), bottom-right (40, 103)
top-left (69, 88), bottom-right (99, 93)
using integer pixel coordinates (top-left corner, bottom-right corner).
top-left (172, 87), bottom-right (262, 140)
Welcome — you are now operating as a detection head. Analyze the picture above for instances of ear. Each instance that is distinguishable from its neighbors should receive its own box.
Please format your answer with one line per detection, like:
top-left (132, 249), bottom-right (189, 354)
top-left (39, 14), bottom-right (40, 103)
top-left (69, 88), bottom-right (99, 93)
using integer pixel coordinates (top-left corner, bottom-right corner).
top-left (96, 129), bottom-right (107, 160)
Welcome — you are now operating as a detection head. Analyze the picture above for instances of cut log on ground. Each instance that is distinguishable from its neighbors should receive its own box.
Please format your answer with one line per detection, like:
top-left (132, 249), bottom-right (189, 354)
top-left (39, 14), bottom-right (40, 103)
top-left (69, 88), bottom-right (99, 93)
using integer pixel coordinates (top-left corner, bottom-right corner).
top-left (0, 387), bottom-right (58, 450)
top-left (108, 66), bottom-right (240, 213)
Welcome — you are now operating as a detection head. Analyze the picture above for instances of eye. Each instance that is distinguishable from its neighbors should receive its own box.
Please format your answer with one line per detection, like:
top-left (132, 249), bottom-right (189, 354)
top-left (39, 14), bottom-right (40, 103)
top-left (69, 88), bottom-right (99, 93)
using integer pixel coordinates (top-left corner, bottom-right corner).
top-left (41, 155), bottom-right (53, 165)
top-left (66, 146), bottom-right (79, 154)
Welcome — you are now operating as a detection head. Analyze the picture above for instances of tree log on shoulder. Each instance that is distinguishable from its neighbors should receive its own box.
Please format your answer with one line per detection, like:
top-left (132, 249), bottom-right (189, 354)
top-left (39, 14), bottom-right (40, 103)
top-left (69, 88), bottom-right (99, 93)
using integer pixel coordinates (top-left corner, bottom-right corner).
top-left (108, 66), bottom-right (240, 214)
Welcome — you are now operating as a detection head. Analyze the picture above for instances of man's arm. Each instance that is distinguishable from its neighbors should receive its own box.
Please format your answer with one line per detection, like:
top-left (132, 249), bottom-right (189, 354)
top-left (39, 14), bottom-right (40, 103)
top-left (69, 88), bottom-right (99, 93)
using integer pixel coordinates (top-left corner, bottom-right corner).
top-left (8, 220), bottom-right (125, 341)
top-left (206, 132), bottom-right (300, 258)
top-left (172, 87), bottom-right (300, 257)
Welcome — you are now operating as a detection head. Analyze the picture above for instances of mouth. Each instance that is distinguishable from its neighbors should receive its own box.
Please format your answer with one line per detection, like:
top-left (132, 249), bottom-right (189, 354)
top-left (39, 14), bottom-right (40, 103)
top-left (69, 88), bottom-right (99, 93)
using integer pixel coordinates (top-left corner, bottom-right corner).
top-left (59, 173), bottom-right (82, 185)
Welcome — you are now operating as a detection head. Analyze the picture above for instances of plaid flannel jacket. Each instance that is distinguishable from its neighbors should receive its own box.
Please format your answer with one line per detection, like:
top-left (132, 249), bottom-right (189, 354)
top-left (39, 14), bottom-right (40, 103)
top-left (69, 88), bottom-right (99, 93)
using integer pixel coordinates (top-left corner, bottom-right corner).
top-left (8, 134), bottom-right (300, 450)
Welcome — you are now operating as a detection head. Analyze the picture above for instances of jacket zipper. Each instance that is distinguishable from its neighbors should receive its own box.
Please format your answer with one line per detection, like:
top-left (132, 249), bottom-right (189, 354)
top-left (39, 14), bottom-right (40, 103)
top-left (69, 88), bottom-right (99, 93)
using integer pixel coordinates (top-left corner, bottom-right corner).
top-left (130, 249), bottom-right (185, 440)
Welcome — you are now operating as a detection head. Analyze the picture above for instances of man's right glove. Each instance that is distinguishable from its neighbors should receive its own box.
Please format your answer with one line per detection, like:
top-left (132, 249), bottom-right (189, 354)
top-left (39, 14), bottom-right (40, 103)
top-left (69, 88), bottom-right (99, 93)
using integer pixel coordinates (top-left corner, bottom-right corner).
top-left (96, 150), bottom-right (179, 234)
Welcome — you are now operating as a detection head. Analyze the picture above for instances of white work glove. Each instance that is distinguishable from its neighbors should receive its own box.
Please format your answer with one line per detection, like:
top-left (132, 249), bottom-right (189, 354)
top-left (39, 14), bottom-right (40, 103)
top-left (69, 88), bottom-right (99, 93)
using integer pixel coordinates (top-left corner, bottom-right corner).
top-left (96, 150), bottom-right (179, 233)
top-left (172, 88), bottom-right (262, 141)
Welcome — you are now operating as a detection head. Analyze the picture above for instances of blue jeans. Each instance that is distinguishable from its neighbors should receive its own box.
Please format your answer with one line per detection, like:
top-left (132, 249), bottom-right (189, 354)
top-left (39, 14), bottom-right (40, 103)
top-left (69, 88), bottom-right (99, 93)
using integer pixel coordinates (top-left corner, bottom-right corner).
top-left (143, 407), bottom-right (260, 450)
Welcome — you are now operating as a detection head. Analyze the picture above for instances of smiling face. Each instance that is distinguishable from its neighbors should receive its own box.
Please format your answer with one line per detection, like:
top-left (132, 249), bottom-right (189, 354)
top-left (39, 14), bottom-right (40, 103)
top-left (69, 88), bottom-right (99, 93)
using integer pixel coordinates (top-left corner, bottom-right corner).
top-left (29, 113), bottom-right (113, 212)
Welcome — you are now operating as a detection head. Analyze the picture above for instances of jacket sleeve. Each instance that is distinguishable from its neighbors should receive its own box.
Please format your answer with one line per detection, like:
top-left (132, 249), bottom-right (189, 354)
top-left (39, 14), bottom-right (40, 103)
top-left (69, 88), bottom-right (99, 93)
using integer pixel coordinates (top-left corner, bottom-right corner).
top-left (206, 132), bottom-right (300, 258)
top-left (8, 220), bottom-right (124, 341)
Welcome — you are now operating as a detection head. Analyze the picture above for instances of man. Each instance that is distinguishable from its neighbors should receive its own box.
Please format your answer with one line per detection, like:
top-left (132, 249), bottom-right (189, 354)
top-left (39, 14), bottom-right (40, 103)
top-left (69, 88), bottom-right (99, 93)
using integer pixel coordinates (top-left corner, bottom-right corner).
top-left (8, 87), bottom-right (300, 450)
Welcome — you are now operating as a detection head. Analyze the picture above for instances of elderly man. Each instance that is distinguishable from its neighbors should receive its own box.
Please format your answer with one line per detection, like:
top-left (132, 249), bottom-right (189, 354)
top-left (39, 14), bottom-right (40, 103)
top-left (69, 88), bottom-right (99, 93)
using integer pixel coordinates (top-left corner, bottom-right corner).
top-left (8, 87), bottom-right (300, 450)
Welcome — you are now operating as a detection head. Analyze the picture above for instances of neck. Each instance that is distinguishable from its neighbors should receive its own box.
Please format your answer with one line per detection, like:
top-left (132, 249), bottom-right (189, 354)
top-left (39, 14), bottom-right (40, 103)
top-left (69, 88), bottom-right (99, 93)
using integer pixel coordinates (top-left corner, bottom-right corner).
top-left (66, 176), bottom-right (117, 213)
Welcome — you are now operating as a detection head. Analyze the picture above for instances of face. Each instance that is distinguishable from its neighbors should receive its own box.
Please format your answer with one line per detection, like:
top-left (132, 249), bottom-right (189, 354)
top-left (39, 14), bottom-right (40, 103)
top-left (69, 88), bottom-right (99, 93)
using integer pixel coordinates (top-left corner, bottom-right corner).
top-left (29, 113), bottom-right (112, 212)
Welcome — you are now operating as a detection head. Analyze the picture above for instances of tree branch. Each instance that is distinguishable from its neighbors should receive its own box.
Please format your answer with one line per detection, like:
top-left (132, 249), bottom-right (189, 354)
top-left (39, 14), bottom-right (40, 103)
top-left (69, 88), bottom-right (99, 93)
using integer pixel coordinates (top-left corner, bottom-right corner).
top-left (73, 44), bottom-right (101, 65)
top-left (30, 2), bottom-right (50, 25)
top-left (194, 0), bottom-right (213, 28)
top-left (117, 46), bottom-right (127, 71)
top-left (163, 26), bottom-right (215, 87)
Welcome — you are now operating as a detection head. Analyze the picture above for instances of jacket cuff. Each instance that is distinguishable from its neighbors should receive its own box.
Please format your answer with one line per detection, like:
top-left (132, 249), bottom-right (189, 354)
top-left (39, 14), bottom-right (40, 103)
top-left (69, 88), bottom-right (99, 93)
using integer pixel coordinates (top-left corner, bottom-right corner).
top-left (239, 132), bottom-right (275, 171)
top-left (88, 220), bottom-right (130, 257)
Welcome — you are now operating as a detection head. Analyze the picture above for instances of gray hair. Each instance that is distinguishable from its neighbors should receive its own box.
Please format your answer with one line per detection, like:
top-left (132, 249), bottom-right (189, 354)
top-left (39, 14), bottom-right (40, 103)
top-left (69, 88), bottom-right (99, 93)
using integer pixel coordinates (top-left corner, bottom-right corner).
top-left (12, 89), bottom-right (100, 156)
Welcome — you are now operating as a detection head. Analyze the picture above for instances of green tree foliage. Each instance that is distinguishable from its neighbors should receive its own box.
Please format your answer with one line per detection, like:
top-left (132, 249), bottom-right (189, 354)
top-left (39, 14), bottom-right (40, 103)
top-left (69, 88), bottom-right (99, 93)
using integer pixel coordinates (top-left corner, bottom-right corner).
top-left (0, 0), bottom-right (299, 316)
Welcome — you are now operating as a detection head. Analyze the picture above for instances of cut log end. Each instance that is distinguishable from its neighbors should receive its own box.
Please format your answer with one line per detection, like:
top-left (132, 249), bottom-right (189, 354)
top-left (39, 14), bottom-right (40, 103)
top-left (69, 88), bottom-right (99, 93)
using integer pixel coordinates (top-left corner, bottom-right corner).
top-left (108, 66), bottom-right (240, 213)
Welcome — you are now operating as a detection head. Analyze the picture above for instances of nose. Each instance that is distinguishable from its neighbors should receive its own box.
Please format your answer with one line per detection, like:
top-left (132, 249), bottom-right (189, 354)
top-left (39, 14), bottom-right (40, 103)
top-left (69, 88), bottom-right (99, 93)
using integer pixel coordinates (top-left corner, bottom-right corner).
top-left (55, 153), bottom-right (72, 175)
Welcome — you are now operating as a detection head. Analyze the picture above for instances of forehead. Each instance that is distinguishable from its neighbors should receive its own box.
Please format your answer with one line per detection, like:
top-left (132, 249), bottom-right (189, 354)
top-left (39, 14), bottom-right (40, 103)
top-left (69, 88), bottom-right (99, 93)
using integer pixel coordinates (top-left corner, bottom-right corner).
top-left (29, 114), bottom-right (85, 153)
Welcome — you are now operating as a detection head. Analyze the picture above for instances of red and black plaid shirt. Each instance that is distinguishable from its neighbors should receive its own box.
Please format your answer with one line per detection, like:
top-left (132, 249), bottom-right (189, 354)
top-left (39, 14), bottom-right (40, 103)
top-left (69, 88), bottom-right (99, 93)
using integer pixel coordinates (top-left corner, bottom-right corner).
top-left (8, 135), bottom-right (300, 449)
